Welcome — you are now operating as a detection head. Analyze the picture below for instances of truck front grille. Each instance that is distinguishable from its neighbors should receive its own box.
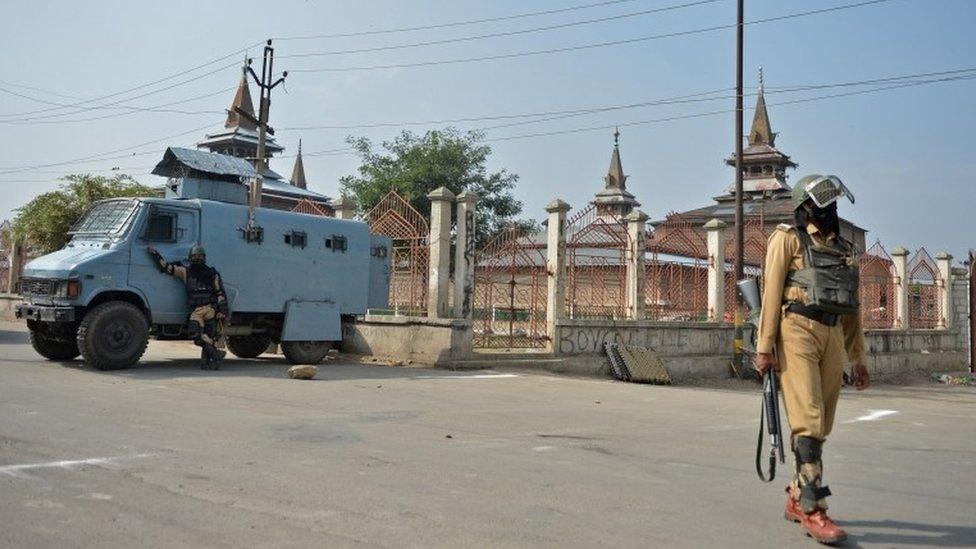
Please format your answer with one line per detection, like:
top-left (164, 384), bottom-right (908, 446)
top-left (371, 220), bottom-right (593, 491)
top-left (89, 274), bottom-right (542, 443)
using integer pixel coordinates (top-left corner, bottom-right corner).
top-left (20, 277), bottom-right (58, 296)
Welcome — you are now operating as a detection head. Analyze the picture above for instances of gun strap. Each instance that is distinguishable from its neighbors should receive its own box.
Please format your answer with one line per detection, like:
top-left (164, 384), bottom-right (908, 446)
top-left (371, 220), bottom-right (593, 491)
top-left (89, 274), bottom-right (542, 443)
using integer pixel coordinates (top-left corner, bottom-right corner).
top-left (756, 386), bottom-right (776, 483)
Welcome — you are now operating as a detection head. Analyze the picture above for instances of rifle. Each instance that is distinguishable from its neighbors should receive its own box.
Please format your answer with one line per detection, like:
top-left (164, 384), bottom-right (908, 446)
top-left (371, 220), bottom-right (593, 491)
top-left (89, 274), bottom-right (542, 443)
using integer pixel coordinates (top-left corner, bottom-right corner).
top-left (736, 278), bottom-right (786, 482)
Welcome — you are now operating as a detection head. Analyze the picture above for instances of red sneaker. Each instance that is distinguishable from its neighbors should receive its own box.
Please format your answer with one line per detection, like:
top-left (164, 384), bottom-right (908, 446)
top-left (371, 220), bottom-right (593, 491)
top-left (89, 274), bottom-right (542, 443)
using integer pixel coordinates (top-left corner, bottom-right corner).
top-left (800, 509), bottom-right (848, 545)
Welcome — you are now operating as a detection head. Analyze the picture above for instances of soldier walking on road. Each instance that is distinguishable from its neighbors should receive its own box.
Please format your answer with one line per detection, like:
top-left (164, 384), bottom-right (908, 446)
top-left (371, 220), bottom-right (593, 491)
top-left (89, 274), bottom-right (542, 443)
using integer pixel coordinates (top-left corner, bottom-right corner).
top-left (754, 174), bottom-right (871, 545)
top-left (147, 244), bottom-right (229, 370)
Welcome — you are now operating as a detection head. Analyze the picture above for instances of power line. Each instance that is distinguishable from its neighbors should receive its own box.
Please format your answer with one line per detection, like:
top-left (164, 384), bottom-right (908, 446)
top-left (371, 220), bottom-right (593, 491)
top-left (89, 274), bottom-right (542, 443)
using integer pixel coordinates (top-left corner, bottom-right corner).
top-left (0, 86), bottom-right (232, 125)
top-left (280, 0), bottom-right (723, 60)
top-left (0, 63), bottom-right (241, 123)
top-left (0, 123), bottom-right (221, 175)
top-left (274, 0), bottom-right (644, 41)
top-left (279, 67), bottom-right (976, 132)
top-left (291, 0), bottom-right (895, 73)
top-left (0, 43), bottom-right (261, 119)
top-left (482, 72), bottom-right (976, 143)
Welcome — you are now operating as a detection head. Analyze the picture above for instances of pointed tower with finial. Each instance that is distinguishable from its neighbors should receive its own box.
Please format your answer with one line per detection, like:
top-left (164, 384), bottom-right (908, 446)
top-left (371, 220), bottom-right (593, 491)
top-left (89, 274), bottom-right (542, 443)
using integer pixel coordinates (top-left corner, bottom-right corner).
top-left (197, 59), bottom-right (284, 161)
top-left (290, 139), bottom-right (308, 189)
top-left (724, 67), bottom-right (796, 195)
top-left (592, 127), bottom-right (640, 221)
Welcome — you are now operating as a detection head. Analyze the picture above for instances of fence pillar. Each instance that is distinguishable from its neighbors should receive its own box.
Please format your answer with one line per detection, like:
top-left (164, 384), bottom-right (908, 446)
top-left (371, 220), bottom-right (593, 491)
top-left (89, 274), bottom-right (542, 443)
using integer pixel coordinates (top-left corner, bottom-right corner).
top-left (624, 210), bottom-right (648, 320)
top-left (427, 187), bottom-right (455, 318)
top-left (892, 246), bottom-right (910, 329)
top-left (545, 199), bottom-right (571, 349)
top-left (332, 196), bottom-right (358, 220)
top-left (936, 251), bottom-right (953, 329)
top-left (7, 241), bottom-right (23, 294)
top-left (704, 218), bottom-right (727, 322)
top-left (453, 190), bottom-right (478, 319)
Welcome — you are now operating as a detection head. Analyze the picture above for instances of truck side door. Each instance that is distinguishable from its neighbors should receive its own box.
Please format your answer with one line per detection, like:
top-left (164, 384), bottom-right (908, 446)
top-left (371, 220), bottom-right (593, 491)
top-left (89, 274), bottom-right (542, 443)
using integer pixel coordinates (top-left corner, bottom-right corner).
top-left (128, 205), bottom-right (199, 325)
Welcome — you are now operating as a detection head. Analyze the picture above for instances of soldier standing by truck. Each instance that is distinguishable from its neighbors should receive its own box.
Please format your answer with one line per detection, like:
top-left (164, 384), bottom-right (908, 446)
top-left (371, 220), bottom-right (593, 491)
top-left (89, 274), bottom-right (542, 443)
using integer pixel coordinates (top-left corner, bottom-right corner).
top-left (147, 244), bottom-right (228, 370)
top-left (753, 174), bottom-right (871, 545)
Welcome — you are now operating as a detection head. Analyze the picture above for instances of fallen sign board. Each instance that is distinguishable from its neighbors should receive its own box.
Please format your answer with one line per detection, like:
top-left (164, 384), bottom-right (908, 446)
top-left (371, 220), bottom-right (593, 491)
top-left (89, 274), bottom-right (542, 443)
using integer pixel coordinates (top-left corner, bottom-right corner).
top-left (604, 342), bottom-right (671, 385)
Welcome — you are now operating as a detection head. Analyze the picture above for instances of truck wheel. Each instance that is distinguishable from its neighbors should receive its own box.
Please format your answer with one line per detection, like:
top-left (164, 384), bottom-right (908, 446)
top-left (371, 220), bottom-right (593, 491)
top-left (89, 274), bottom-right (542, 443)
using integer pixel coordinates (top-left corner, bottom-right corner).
top-left (77, 301), bottom-right (149, 370)
top-left (281, 341), bottom-right (332, 365)
top-left (226, 335), bottom-right (272, 359)
top-left (28, 329), bottom-right (81, 361)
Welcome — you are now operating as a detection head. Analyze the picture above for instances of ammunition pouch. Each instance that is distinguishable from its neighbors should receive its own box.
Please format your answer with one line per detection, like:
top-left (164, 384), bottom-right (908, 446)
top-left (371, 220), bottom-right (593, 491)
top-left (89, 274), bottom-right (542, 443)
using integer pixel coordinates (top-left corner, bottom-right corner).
top-left (785, 229), bottom-right (860, 316)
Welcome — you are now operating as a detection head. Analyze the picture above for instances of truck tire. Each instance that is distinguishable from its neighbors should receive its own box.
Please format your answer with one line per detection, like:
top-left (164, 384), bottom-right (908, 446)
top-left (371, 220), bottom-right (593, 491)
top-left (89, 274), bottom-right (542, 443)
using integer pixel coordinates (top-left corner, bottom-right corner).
top-left (28, 329), bottom-right (81, 361)
top-left (281, 341), bottom-right (332, 365)
top-left (77, 301), bottom-right (149, 371)
top-left (226, 335), bottom-right (272, 359)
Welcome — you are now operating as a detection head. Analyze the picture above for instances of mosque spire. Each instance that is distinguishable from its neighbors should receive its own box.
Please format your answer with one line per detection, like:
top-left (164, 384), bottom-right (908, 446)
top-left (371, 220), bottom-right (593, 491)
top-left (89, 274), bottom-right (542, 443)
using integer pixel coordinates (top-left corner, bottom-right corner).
top-left (290, 139), bottom-right (307, 189)
top-left (604, 126), bottom-right (628, 190)
top-left (748, 66), bottom-right (774, 147)
top-left (224, 59), bottom-right (257, 131)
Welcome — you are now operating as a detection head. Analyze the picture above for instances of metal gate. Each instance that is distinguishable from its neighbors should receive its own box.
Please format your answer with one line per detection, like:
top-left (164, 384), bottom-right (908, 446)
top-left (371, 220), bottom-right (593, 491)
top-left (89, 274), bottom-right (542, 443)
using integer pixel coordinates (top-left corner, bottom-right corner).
top-left (473, 225), bottom-right (548, 348)
top-left (363, 190), bottom-right (429, 315)
top-left (565, 205), bottom-right (630, 319)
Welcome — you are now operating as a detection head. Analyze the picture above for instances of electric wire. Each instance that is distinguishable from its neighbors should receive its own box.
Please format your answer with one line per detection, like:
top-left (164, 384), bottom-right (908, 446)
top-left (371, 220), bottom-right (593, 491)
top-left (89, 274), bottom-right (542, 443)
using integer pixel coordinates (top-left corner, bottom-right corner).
top-left (273, 0), bottom-right (644, 41)
top-left (279, 0), bottom-right (723, 59)
top-left (290, 0), bottom-right (895, 72)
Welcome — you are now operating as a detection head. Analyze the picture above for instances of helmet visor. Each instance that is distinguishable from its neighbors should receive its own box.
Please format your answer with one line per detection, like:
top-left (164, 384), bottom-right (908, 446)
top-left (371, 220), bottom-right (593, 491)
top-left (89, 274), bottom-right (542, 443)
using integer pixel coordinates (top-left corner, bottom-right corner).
top-left (804, 175), bottom-right (854, 209)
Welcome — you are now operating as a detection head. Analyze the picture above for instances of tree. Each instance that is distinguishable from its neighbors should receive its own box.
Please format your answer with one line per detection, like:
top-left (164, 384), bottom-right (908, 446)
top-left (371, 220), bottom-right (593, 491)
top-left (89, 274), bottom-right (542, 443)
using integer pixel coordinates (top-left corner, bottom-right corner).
top-left (340, 128), bottom-right (536, 247)
top-left (12, 174), bottom-right (153, 254)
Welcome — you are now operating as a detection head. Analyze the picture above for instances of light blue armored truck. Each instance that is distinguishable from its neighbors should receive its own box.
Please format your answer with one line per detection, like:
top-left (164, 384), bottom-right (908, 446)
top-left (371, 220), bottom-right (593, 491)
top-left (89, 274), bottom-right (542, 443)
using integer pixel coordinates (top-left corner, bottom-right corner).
top-left (16, 148), bottom-right (391, 369)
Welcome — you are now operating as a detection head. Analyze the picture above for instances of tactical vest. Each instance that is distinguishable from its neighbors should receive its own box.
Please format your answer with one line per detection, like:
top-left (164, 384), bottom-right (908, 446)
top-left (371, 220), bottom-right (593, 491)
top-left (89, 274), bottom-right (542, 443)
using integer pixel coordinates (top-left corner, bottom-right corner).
top-left (186, 264), bottom-right (219, 307)
top-left (785, 227), bottom-right (860, 316)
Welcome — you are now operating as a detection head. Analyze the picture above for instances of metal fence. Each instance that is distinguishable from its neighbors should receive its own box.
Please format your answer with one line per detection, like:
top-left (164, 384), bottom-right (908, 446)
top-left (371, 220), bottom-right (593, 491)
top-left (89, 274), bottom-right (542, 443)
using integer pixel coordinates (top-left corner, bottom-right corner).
top-left (646, 213), bottom-right (709, 321)
top-left (908, 247), bottom-right (942, 329)
top-left (565, 205), bottom-right (630, 319)
top-left (859, 240), bottom-right (897, 329)
top-left (363, 190), bottom-right (429, 316)
top-left (473, 225), bottom-right (548, 348)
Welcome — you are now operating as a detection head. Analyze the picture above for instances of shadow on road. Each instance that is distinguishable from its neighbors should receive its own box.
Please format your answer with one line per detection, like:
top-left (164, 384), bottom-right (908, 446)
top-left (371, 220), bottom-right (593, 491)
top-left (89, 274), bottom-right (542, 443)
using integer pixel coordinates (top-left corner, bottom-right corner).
top-left (844, 520), bottom-right (976, 547)
top-left (0, 329), bottom-right (27, 344)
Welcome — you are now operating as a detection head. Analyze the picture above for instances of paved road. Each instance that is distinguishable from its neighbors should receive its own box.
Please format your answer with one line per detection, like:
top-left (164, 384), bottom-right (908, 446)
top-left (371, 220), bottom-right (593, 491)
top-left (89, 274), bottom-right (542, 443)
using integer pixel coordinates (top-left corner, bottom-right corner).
top-left (1, 322), bottom-right (974, 548)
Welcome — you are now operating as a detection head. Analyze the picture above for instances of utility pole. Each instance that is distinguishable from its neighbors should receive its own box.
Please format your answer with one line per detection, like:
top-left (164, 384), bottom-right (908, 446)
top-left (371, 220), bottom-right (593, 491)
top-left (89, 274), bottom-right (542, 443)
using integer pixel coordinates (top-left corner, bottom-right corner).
top-left (733, 0), bottom-right (746, 373)
top-left (238, 39), bottom-right (287, 238)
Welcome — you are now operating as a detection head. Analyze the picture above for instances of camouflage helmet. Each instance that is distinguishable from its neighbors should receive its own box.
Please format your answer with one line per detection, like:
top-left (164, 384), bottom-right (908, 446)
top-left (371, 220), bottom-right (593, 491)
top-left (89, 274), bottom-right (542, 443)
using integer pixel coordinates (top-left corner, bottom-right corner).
top-left (189, 244), bottom-right (206, 258)
top-left (791, 174), bottom-right (854, 210)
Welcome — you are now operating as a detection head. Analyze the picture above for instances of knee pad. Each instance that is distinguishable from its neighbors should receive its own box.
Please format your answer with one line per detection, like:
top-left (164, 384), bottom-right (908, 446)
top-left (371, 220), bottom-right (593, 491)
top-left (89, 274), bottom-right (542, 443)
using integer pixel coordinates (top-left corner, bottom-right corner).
top-left (794, 436), bottom-right (823, 464)
top-left (204, 319), bottom-right (217, 339)
top-left (187, 321), bottom-right (203, 345)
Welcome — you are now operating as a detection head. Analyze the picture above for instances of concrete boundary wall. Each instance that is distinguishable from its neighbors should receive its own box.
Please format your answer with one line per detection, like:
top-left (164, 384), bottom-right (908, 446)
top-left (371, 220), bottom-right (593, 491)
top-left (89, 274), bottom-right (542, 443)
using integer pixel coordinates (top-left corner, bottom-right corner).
top-left (341, 315), bottom-right (472, 366)
top-left (1, 294), bottom-right (18, 321)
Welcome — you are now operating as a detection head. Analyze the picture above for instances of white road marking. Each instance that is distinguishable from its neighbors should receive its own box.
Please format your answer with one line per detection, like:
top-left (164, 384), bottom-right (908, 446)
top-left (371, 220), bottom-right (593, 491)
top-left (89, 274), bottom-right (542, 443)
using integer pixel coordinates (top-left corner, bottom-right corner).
top-left (844, 410), bottom-right (899, 423)
top-left (532, 446), bottom-right (556, 452)
top-left (413, 373), bottom-right (520, 380)
top-left (0, 454), bottom-right (152, 477)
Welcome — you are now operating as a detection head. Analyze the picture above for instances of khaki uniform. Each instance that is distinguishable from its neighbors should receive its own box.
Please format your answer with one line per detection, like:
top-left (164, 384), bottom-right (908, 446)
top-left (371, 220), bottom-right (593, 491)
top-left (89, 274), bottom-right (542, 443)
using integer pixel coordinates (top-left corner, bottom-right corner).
top-left (757, 222), bottom-right (866, 510)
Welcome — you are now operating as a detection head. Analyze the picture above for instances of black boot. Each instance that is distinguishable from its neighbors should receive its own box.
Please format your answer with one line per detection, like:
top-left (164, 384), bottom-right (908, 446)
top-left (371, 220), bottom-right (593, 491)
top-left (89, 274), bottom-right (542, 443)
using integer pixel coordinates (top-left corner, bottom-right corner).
top-left (202, 342), bottom-right (225, 370)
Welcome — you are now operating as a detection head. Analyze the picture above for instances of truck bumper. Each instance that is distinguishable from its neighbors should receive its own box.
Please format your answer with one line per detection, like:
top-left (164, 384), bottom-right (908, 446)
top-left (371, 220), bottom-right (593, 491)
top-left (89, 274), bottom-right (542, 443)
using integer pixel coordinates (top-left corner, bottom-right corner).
top-left (15, 304), bottom-right (76, 323)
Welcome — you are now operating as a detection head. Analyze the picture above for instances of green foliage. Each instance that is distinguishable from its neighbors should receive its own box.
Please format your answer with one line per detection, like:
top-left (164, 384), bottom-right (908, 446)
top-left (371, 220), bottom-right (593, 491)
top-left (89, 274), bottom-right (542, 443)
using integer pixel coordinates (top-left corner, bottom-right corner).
top-left (340, 128), bottom-right (534, 246)
top-left (12, 174), bottom-right (153, 254)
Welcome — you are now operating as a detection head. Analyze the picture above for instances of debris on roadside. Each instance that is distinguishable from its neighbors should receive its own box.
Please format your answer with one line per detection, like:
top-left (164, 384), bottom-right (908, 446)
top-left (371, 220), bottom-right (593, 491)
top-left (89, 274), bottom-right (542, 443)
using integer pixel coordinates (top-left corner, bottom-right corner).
top-left (287, 365), bottom-right (318, 380)
top-left (932, 373), bottom-right (976, 386)
top-left (604, 342), bottom-right (671, 385)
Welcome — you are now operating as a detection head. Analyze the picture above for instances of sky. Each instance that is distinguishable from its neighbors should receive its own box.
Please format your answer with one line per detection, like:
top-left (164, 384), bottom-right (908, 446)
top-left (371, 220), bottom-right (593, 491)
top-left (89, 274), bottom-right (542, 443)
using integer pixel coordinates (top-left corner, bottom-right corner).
top-left (1, 0), bottom-right (974, 259)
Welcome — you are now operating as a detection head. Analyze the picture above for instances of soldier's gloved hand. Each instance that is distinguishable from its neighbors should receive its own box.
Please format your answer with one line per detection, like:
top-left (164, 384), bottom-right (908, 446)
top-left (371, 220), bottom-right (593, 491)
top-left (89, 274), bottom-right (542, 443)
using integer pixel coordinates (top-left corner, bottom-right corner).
top-left (147, 245), bottom-right (156, 254)
top-left (216, 311), bottom-right (226, 320)
top-left (852, 363), bottom-right (870, 390)
top-left (754, 352), bottom-right (780, 374)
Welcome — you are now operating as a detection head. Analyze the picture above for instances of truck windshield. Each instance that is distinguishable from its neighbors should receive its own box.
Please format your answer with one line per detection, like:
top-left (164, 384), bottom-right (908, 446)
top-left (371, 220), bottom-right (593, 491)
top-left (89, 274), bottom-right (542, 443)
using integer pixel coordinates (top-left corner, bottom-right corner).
top-left (69, 199), bottom-right (140, 236)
